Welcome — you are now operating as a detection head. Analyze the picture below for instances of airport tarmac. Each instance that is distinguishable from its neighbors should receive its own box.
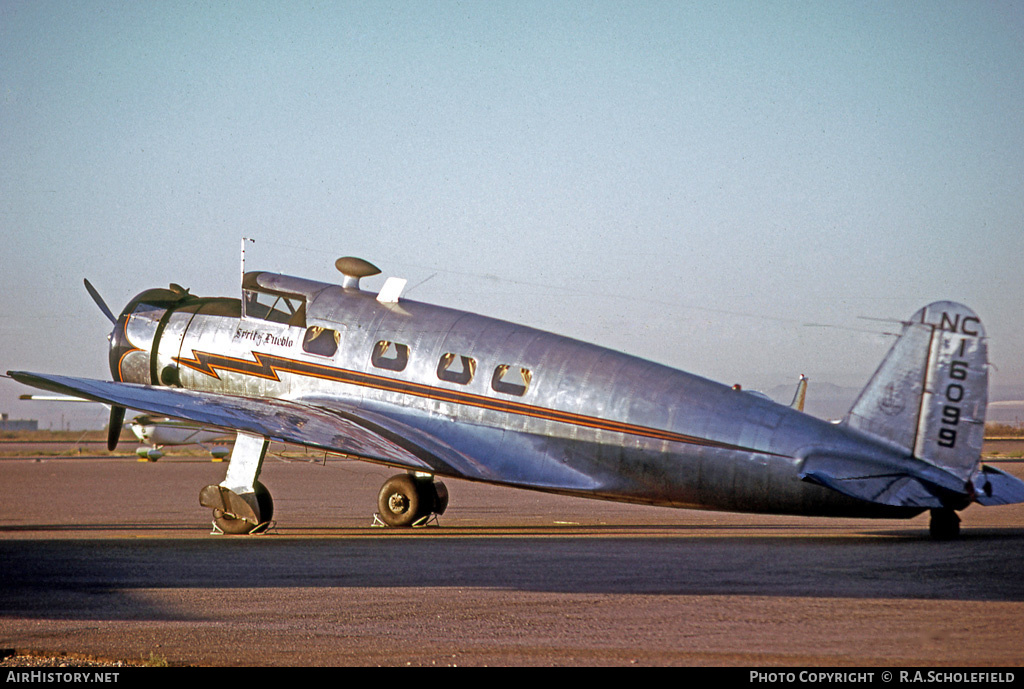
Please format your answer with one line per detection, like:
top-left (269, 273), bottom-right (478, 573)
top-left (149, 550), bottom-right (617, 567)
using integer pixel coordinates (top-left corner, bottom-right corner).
top-left (1, 443), bottom-right (1023, 667)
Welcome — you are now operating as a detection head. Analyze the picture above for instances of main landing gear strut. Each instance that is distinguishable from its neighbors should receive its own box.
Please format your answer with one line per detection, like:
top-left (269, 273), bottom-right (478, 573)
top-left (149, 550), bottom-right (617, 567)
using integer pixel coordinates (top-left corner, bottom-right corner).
top-left (198, 431), bottom-right (449, 533)
top-left (199, 432), bottom-right (273, 534)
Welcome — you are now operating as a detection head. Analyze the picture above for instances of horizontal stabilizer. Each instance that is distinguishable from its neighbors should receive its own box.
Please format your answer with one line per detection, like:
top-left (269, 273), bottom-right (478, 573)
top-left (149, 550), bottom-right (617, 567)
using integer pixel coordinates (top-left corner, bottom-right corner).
top-left (973, 465), bottom-right (1024, 506)
top-left (800, 453), bottom-right (968, 509)
top-left (801, 468), bottom-right (944, 508)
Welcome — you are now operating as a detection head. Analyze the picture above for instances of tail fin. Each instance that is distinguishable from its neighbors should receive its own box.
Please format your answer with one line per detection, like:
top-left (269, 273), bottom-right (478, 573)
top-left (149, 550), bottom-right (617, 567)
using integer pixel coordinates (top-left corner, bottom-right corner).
top-left (790, 374), bottom-right (808, 412)
top-left (842, 301), bottom-right (987, 482)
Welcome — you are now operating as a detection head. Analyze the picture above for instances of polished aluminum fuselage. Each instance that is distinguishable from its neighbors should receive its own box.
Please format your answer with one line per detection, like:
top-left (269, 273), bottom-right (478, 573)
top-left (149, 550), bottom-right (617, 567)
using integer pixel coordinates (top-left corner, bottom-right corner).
top-left (116, 272), bottom-right (919, 519)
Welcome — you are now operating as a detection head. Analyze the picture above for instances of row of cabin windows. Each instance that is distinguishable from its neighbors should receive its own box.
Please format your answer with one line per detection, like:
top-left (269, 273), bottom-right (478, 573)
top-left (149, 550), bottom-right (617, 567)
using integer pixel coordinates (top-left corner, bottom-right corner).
top-left (299, 329), bottom-right (531, 396)
top-left (372, 340), bottom-right (532, 397)
top-left (246, 293), bottom-right (532, 397)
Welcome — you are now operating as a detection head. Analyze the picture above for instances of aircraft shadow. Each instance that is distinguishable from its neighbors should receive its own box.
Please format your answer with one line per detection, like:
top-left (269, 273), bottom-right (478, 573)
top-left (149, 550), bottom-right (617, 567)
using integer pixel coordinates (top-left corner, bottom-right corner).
top-left (2, 529), bottom-right (1023, 621)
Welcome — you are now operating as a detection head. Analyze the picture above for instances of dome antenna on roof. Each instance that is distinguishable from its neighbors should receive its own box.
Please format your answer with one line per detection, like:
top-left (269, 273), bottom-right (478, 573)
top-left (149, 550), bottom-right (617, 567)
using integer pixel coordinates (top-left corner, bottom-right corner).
top-left (335, 257), bottom-right (381, 290)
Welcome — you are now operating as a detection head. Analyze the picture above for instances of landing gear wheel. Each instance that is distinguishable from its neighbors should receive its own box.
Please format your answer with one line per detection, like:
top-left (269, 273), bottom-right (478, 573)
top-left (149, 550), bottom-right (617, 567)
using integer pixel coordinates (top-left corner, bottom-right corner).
top-left (929, 508), bottom-right (960, 540)
top-left (377, 474), bottom-right (444, 527)
top-left (254, 481), bottom-right (274, 523)
top-left (209, 482), bottom-right (273, 535)
top-left (433, 480), bottom-right (449, 516)
top-left (377, 474), bottom-right (424, 527)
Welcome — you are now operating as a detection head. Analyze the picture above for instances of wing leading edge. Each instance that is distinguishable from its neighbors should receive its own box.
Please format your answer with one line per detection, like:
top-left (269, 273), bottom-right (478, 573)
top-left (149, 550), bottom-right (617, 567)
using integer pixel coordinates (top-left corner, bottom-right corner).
top-left (8, 371), bottom-right (605, 492)
top-left (7, 371), bottom-right (456, 475)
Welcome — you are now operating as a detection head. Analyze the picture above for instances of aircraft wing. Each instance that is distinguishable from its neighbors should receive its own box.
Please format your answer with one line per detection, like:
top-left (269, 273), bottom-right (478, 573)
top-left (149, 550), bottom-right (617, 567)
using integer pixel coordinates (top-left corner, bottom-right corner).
top-left (7, 371), bottom-right (481, 476)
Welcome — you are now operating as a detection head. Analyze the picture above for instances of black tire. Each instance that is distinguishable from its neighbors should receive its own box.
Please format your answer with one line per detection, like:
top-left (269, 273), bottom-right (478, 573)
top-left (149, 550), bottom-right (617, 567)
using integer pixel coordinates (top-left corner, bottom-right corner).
top-left (929, 508), bottom-right (960, 540)
top-left (254, 481), bottom-right (274, 523)
top-left (432, 480), bottom-right (449, 516)
top-left (378, 474), bottom-right (432, 527)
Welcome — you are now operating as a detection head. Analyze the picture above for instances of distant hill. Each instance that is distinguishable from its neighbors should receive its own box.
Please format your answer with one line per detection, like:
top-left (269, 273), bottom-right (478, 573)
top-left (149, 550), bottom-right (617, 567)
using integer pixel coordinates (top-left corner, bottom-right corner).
top-left (765, 381), bottom-right (1024, 426)
top-left (765, 381), bottom-right (857, 422)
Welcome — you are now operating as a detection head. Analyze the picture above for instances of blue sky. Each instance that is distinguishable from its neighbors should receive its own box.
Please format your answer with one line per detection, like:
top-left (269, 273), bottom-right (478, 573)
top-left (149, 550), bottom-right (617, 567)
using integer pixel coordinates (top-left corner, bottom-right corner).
top-left (3, 1), bottom-right (1023, 428)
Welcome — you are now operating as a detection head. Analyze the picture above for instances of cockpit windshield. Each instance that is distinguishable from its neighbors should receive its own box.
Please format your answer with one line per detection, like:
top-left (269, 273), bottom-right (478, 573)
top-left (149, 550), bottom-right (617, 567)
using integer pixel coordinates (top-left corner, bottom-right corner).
top-left (243, 289), bottom-right (306, 327)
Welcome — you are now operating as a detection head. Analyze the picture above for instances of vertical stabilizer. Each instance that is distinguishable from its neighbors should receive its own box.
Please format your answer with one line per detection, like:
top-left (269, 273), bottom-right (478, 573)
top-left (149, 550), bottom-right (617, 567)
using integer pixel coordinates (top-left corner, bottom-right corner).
top-left (790, 374), bottom-right (808, 412)
top-left (842, 302), bottom-right (987, 482)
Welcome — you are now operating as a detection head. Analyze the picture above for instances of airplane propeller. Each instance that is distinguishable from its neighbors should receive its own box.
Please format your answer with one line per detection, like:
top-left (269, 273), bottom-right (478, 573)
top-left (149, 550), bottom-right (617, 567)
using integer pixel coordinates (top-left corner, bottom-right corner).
top-left (84, 278), bottom-right (117, 325)
top-left (107, 405), bottom-right (126, 451)
top-left (83, 279), bottom-right (126, 449)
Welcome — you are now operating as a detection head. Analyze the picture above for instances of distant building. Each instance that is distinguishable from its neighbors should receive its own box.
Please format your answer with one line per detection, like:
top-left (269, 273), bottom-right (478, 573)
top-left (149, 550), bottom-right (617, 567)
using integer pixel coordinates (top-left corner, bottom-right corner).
top-left (0, 413), bottom-right (38, 431)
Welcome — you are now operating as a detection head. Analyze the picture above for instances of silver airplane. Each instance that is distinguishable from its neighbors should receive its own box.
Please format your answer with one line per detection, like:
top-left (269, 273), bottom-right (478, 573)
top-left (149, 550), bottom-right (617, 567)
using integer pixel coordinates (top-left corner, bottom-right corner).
top-left (128, 415), bottom-right (231, 461)
top-left (18, 394), bottom-right (230, 461)
top-left (9, 257), bottom-right (1024, 537)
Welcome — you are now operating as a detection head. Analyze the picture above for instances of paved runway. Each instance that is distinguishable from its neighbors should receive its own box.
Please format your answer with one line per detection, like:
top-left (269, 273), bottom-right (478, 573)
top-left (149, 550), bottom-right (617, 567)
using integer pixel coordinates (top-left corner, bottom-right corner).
top-left (1, 447), bottom-right (1023, 666)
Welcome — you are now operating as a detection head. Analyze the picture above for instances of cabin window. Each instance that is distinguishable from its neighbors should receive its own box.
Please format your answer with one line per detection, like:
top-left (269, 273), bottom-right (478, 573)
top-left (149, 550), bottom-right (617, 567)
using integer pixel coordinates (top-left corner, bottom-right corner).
top-left (491, 364), bottom-right (532, 396)
top-left (302, 327), bottom-right (339, 358)
top-left (244, 290), bottom-right (306, 327)
top-left (436, 353), bottom-right (476, 385)
top-left (371, 340), bottom-right (410, 372)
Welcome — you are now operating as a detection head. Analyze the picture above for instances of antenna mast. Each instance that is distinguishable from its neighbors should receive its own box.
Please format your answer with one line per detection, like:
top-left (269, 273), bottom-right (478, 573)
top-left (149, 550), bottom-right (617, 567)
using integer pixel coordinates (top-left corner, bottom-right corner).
top-left (241, 237), bottom-right (254, 317)
top-left (241, 237), bottom-right (254, 286)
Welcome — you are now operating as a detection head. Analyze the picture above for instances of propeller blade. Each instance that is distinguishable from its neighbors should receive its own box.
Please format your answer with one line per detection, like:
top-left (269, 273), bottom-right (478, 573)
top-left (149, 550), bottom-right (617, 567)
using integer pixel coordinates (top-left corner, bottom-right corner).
top-left (107, 405), bottom-right (126, 451)
top-left (84, 279), bottom-right (117, 325)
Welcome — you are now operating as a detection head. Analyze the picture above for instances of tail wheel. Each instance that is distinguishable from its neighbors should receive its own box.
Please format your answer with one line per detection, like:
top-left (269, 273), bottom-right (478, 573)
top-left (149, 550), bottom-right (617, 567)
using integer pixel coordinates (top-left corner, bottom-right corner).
top-left (929, 508), bottom-right (960, 540)
top-left (377, 474), bottom-right (444, 527)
